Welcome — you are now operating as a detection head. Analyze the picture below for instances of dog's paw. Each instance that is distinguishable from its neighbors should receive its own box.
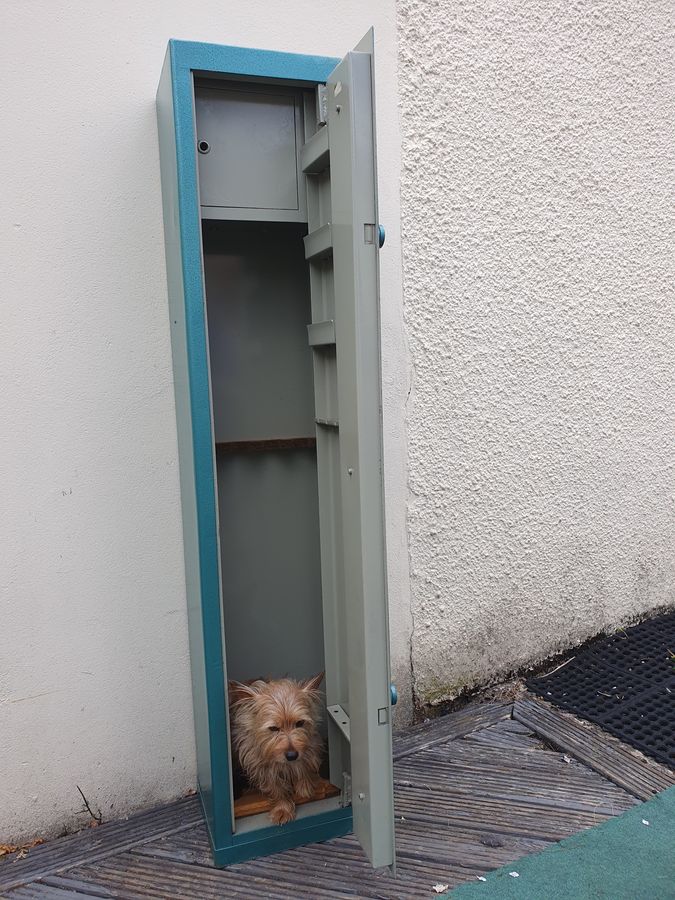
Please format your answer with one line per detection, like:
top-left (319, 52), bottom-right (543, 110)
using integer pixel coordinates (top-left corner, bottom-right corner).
top-left (294, 778), bottom-right (316, 802)
top-left (269, 800), bottom-right (296, 826)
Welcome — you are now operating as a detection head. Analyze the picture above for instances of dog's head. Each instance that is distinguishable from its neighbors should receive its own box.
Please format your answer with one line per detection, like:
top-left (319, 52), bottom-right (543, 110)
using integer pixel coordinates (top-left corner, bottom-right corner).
top-left (229, 673), bottom-right (324, 766)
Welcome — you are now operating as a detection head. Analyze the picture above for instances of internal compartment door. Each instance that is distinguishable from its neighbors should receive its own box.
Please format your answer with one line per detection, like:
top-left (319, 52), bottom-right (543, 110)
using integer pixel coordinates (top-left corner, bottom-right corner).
top-left (302, 30), bottom-right (395, 869)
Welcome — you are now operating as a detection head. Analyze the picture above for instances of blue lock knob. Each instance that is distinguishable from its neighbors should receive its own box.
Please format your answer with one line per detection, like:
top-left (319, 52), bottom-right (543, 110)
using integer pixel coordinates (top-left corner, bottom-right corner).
top-left (390, 683), bottom-right (398, 706)
top-left (378, 224), bottom-right (386, 248)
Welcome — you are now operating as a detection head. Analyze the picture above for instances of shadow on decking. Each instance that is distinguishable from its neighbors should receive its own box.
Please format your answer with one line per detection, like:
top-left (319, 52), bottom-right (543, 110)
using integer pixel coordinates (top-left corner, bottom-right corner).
top-left (2, 694), bottom-right (673, 898)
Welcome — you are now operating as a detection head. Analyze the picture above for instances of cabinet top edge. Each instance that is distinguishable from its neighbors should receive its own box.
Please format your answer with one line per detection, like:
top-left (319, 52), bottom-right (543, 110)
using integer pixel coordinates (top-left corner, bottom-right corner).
top-left (167, 39), bottom-right (340, 85)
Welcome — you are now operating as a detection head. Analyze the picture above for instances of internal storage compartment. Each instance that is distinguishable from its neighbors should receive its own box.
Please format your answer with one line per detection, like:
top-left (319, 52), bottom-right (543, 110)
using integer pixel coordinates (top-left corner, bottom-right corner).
top-left (204, 220), bottom-right (324, 684)
top-left (202, 220), bottom-right (342, 820)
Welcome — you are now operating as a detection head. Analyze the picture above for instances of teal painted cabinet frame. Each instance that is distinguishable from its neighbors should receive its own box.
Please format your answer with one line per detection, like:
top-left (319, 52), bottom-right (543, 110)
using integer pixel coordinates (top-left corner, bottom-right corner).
top-left (156, 35), bottom-right (394, 868)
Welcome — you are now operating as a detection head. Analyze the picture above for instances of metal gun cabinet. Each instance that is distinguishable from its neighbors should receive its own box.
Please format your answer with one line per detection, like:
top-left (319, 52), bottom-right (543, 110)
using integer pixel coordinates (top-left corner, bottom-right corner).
top-left (156, 31), bottom-right (394, 868)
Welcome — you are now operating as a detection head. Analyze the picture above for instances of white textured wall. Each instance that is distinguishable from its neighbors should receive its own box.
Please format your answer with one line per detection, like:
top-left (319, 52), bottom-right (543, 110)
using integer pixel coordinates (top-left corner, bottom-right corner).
top-left (398, 0), bottom-right (675, 705)
top-left (1, 1), bottom-right (411, 842)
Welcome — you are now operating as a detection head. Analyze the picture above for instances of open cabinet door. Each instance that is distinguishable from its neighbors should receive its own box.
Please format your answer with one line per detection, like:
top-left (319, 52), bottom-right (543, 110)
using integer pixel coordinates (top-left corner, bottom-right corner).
top-left (302, 29), bottom-right (395, 869)
top-left (329, 31), bottom-right (394, 870)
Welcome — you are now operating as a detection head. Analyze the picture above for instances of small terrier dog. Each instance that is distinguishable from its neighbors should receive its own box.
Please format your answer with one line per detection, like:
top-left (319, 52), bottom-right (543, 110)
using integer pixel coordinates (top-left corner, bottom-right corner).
top-left (228, 673), bottom-right (324, 825)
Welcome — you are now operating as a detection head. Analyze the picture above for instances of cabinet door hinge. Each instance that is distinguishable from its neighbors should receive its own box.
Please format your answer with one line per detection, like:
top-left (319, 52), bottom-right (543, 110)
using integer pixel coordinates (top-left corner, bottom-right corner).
top-left (316, 84), bottom-right (328, 127)
top-left (341, 772), bottom-right (352, 807)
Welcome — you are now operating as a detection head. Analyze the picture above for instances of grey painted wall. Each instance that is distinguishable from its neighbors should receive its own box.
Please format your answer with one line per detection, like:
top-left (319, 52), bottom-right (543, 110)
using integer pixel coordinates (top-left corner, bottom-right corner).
top-left (397, 0), bottom-right (675, 706)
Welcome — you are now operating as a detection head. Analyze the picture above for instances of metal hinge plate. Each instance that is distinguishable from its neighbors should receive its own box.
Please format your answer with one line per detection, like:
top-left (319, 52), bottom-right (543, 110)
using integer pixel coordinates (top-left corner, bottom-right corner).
top-left (327, 704), bottom-right (350, 742)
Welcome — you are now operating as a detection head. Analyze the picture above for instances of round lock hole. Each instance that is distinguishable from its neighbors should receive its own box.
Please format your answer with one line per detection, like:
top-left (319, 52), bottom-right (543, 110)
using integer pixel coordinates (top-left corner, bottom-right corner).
top-left (198, 140), bottom-right (210, 154)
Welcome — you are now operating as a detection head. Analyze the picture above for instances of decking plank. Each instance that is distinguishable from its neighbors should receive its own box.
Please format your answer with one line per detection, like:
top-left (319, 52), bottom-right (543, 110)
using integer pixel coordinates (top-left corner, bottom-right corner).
top-left (396, 752), bottom-right (637, 811)
top-left (463, 724), bottom-right (543, 751)
top-left (395, 783), bottom-right (615, 842)
top-left (3, 885), bottom-right (100, 899)
top-left (40, 875), bottom-right (116, 897)
top-left (68, 856), bottom-right (311, 900)
top-left (66, 851), bottom-right (450, 900)
top-left (401, 742), bottom-right (626, 783)
top-left (394, 819), bottom-right (550, 870)
top-left (392, 702), bottom-right (512, 760)
top-left (513, 694), bottom-right (675, 800)
top-left (0, 796), bottom-right (202, 893)
top-left (211, 848), bottom-right (460, 898)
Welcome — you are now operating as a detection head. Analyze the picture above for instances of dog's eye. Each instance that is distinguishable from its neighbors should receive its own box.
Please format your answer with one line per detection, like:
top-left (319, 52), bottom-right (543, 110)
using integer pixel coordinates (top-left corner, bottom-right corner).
top-left (295, 720), bottom-right (305, 729)
top-left (268, 726), bottom-right (280, 732)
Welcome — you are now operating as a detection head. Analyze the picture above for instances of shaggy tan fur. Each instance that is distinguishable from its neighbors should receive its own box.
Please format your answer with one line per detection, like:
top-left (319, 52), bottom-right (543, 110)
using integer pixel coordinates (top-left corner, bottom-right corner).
top-left (228, 674), bottom-right (324, 825)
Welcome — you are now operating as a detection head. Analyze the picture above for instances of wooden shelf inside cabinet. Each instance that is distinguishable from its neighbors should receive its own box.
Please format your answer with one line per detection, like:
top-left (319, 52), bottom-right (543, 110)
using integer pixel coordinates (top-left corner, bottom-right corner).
top-left (234, 777), bottom-right (340, 819)
top-left (216, 437), bottom-right (317, 453)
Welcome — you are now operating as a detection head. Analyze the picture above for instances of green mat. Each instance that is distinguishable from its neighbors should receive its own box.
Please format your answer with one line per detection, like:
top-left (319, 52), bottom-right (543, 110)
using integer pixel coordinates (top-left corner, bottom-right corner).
top-left (446, 785), bottom-right (675, 900)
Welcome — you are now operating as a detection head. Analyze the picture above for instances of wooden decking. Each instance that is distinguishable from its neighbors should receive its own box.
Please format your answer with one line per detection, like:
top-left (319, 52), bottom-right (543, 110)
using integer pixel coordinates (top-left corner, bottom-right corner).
top-left (3, 694), bottom-right (673, 899)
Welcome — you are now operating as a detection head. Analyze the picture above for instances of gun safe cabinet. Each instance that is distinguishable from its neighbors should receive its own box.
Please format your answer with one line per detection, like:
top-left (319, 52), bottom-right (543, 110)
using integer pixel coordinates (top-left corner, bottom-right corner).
top-left (156, 33), bottom-right (394, 868)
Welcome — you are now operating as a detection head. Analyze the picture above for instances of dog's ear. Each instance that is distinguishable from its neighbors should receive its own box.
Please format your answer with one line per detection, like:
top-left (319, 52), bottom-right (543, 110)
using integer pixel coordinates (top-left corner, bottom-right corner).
top-left (228, 680), bottom-right (261, 706)
top-left (301, 672), bottom-right (325, 694)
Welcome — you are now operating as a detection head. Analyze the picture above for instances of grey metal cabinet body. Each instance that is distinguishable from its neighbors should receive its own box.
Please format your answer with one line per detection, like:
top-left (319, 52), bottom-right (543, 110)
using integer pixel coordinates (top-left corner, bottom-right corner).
top-left (156, 31), bottom-right (393, 869)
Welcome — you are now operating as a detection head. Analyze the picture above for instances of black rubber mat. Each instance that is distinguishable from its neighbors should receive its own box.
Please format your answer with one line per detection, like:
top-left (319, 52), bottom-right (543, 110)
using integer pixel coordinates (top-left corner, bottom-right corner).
top-left (527, 611), bottom-right (675, 770)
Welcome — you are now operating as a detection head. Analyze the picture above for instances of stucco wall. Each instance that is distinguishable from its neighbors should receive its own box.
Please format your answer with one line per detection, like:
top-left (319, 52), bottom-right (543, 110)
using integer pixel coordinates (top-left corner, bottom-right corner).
top-left (397, 0), bottom-right (675, 706)
top-left (1, 2), bottom-right (411, 842)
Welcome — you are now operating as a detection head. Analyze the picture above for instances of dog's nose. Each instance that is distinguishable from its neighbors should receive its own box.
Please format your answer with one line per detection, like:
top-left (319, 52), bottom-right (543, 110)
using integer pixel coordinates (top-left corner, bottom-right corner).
top-left (285, 750), bottom-right (299, 761)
